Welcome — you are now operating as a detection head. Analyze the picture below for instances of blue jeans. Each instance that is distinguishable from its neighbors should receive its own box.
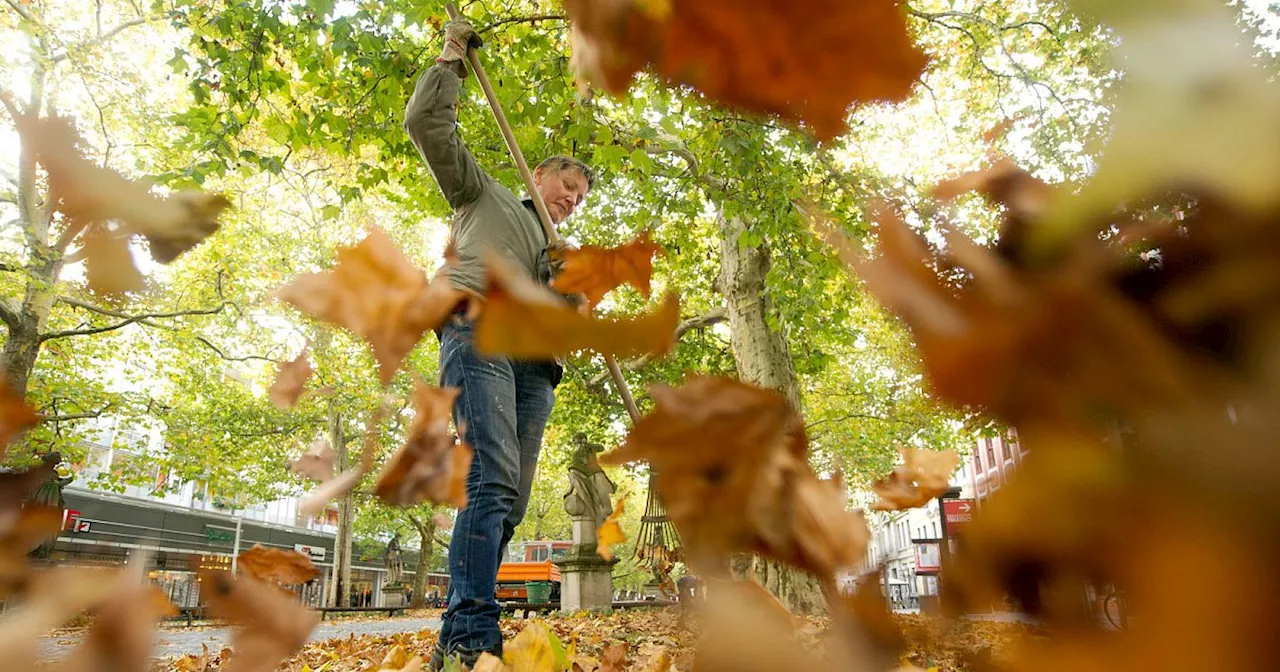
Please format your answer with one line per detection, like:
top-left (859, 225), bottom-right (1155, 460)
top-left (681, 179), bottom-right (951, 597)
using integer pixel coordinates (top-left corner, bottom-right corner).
top-left (436, 316), bottom-right (558, 655)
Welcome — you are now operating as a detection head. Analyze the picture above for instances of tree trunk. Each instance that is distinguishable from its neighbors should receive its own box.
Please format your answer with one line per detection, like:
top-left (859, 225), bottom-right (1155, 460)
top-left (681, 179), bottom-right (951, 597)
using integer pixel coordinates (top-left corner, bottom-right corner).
top-left (331, 405), bottom-right (354, 607)
top-left (717, 215), bottom-right (826, 616)
top-left (1, 318), bottom-right (42, 397)
top-left (407, 514), bottom-right (436, 609)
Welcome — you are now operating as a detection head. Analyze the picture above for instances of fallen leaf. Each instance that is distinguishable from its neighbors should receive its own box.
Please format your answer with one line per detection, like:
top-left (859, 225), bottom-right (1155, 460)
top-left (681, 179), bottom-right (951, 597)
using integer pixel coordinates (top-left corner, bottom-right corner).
top-left (277, 228), bottom-right (462, 384)
top-left (380, 644), bottom-right (410, 669)
top-left (0, 380), bottom-right (38, 457)
top-left (550, 232), bottom-right (664, 308)
top-left (871, 448), bottom-right (960, 511)
top-left (374, 381), bottom-right (471, 509)
top-left (503, 621), bottom-right (565, 672)
top-left (602, 376), bottom-right (868, 576)
top-left (291, 441), bottom-right (337, 483)
top-left (0, 506), bottom-right (63, 594)
top-left (199, 570), bottom-right (320, 672)
top-left (17, 114), bottom-right (228, 266)
top-left (565, 0), bottom-right (927, 140)
top-left (471, 652), bottom-right (508, 672)
top-left (0, 567), bottom-right (120, 667)
top-left (81, 227), bottom-right (146, 296)
top-left (300, 465), bottom-right (366, 518)
top-left (59, 561), bottom-right (176, 672)
top-left (269, 349), bottom-right (314, 409)
top-left (599, 642), bottom-right (628, 672)
top-left (236, 545), bottom-right (319, 585)
top-left (933, 158), bottom-right (1054, 225)
top-left (476, 254), bottom-right (679, 360)
top-left (596, 497), bottom-right (626, 560)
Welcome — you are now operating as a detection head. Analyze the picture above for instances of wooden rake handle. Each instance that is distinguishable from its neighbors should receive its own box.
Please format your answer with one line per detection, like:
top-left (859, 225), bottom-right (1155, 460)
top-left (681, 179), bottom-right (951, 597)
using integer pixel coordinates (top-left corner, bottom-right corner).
top-left (443, 3), bottom-right (643, 423)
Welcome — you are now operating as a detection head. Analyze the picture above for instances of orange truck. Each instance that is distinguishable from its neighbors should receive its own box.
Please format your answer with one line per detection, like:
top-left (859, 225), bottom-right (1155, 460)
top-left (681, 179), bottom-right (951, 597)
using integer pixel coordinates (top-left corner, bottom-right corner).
top-left (495, 541), bottom-right (572, 601)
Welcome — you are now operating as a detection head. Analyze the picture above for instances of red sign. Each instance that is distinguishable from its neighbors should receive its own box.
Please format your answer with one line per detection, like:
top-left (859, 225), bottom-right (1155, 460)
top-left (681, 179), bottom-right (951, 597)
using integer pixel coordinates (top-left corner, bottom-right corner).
top-left (62, 509), bottom-right (81, 530)
top-left (943, 499), bottom-right (976, 532)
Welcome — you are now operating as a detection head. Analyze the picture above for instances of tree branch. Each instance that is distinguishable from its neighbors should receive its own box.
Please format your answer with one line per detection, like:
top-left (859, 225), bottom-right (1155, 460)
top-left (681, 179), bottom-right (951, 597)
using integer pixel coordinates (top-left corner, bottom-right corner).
top-left (2, 0), bottom-right (36, 26)
top-left (479, 14), bottom-right (567, 34)
top-left (0, 297), bottom-right (21, 330)
top-left (50, 18), bottom-right (152, 63)
top-left (41, 297), bottom-right (228, 342)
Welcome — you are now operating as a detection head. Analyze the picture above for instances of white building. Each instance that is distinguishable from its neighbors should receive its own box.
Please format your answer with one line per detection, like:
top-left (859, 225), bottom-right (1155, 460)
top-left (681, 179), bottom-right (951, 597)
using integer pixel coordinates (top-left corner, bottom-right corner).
top-left (846, 451), bottom-right (979, 612)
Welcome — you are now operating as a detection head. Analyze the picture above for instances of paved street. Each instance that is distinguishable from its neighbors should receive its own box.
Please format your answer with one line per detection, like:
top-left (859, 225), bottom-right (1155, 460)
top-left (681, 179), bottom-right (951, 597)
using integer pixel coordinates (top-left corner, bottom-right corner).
top-left (38, 616), bottom-right (442, 662)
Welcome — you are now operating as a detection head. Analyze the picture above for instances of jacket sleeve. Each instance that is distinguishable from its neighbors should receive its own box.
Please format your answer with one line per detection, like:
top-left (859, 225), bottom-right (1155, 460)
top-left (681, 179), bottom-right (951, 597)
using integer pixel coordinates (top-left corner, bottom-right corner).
top-left (404, 64), bottom-right (487, 209)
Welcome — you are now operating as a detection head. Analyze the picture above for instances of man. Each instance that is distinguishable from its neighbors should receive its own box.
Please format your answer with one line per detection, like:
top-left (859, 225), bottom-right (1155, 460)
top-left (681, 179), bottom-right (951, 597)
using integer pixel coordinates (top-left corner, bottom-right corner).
top-left (403, 18), bottom-right (595, 669)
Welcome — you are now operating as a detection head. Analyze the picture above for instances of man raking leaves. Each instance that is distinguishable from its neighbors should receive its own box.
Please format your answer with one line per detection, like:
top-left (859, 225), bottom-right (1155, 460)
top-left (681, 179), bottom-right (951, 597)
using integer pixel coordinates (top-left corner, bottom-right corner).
top-left (403, 11), bottom-right (596, 670)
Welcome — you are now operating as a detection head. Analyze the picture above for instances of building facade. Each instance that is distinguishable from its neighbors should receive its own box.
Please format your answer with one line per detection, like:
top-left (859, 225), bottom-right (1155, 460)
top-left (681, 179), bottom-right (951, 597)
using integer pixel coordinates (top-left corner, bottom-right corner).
top-left (43, 416), bottom-right (448, 608)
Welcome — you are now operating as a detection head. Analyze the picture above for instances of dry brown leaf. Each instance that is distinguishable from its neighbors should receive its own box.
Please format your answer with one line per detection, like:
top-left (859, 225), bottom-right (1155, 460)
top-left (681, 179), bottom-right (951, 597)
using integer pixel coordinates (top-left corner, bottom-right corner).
top-left (0, 381), bottom-right (38, 457)
top-left (290, 441), bottom-right (336, 483)
top-left (550, 232), bottom-right (664, 308)
top-left (933, 158), bottom-right (1055, 226)
top-left (299, 465), bottom-right (365, 518)
top-left (59, 572), bottom-right (176, 672)
top-left (602, 376), bottom-right (868, 577)
top-left (599, 642), bottom-right (628, 672)
top-left (565, 0), bottom-right (927, 140)
top-left (596, 496), bottom-right (627, 560)
top-left (502, 621), bottom-right (560, 672)
top-left (871, 448), bottom-right (960, 511)
top-left (269, 349), bottom-right (313, 409)
top-left (374, 381), bottom-right (471, 509)
top-left (18, 114), bottom-right (228, 265)
top-left (476, 254), bottom-right (680, 361)
top-left (380, 644), bottom-right (410, 669)
top-left (81, 228), bottom-right (146, 296)
top-left (472, 652), bottom-right (508, 672)
top-left (236, 545), bottom-right (319, 585)
top-left (277, 228), bottom-right (462, 384)
top-left (0, 567), bottom-right (121, 667)
top-left (199, 570), bottom-right (319, 672)
top-left (0, 506), bottom-right (63, 593)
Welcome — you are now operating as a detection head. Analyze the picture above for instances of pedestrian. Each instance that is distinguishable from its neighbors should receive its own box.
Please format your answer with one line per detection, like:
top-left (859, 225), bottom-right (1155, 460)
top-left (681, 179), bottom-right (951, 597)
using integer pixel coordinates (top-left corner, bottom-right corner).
top-left (404, 17), bottom-right (595, 672)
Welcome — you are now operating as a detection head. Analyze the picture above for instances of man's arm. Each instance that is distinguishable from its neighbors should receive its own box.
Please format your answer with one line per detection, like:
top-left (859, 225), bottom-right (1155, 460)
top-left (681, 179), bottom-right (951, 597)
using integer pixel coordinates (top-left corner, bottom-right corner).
top-left (404, 64), bottom-right (487, 210)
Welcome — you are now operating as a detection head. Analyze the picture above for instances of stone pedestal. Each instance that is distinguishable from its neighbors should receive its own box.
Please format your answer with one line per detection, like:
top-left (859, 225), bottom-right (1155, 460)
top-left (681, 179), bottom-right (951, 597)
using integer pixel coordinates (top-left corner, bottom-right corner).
top-left (553, 515), bottom-right (617, 613)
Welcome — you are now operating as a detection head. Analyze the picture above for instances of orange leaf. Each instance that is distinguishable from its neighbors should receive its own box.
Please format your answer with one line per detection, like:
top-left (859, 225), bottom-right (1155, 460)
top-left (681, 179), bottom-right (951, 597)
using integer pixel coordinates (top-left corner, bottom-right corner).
top-left (602, 376), bottom-right (868, 575)
top-left (235, 545), bottom-right (320, 585)
top-left (550, 232), bottom-right (665, 308)
top-left (198, 570), bottom-right (319, 672)
top-left (871, 448), bottom-right (959, 511)
top-left (290, 440), bottom-right (336, 483)
top-left (374, 381), bottom-right (472, 509)
top-left (277, 228), bottom-right (462, 384)
top-left (565, 0), bottom-right (928, 140)
top-left (0, 380), bottom-right (38, 458)
top-left (81, 228), bottom-right (146, 296)
top-left (18, 114), bottom-right (228, 265)
top-left (596, 496), bottom-right (627, 560)
top-left (268, 349), bottom-right (313, 409)
top-left (476, 254), bottom-right (680, 360)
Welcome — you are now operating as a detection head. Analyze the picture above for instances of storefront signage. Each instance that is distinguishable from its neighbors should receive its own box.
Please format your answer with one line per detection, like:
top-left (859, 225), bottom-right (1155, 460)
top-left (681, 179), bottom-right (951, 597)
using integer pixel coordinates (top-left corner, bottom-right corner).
top-left (295, 544), bottom-right (326, 561)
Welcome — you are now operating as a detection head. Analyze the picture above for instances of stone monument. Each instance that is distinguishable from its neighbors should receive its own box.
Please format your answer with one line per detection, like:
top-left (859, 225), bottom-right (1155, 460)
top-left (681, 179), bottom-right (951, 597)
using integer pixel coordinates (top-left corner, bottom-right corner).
top-left (554, 433), bottom-right (618, 612)
top-left (382, 532), bottom-right (406, 607)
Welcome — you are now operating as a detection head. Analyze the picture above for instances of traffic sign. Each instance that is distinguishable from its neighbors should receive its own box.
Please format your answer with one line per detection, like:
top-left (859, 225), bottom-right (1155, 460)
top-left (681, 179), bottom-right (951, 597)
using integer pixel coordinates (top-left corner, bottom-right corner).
top-left (943, 499), bottom-right (976, 531)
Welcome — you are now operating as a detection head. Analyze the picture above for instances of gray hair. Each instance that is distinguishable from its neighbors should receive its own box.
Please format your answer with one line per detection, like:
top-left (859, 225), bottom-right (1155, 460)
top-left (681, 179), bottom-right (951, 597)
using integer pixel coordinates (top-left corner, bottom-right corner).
top-left (537, 155), bottom-right (596, 192)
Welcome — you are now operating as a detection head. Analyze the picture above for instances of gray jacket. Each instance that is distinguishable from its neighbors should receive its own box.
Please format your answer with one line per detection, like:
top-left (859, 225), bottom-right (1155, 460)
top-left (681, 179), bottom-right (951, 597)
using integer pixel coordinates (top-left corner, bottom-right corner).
top-left (404, 64), bottom-right (551, 296)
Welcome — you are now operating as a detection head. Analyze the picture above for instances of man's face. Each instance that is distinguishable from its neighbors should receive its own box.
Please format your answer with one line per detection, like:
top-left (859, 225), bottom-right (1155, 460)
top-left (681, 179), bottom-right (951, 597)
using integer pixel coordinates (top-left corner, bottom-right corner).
top-left (534, 167), bottom-right (589, 224)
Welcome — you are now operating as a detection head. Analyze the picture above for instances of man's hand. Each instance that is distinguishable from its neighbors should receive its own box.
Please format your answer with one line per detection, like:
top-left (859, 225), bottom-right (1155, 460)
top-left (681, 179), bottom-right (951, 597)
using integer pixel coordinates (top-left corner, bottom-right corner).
top-left (438, 19), bottom-right (483, 76)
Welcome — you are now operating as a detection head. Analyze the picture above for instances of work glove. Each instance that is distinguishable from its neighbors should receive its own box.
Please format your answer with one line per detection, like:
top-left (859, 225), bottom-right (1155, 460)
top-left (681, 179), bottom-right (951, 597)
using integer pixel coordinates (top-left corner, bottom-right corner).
top-left (437, 18), bottom-right (483, 77)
